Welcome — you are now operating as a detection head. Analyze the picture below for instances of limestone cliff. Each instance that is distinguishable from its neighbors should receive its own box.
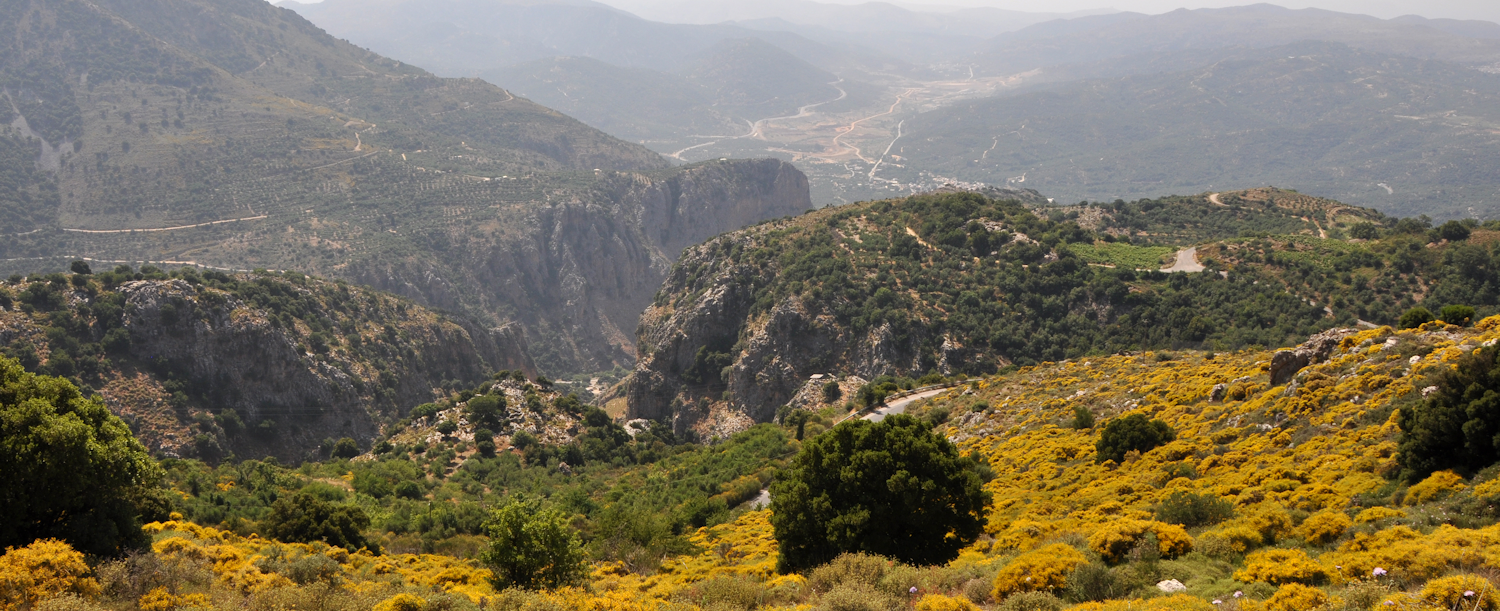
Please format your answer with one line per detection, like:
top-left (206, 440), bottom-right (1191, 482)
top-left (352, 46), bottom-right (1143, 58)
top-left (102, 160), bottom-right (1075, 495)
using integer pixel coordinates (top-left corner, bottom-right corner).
top-left (0, 271), bottom-right (521, 461)
top-left (346, 158), bottom-right (812, 374)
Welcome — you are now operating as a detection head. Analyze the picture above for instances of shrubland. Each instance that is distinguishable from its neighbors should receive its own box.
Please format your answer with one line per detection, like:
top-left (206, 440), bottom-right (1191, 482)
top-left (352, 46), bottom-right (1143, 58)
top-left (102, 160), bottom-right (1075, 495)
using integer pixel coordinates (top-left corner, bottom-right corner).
top-left (9, 315), bottom-right (1500, 610)
top-left (630, 186), bottom-right (1500, 439)
top-left (11, 186), bottom-right (1500, 609)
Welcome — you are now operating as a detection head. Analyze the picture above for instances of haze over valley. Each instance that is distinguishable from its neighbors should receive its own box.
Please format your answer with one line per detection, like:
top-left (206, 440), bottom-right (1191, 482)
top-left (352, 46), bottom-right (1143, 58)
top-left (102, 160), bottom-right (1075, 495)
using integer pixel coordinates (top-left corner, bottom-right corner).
top-left (284, 0), bottom-right (1500, 214)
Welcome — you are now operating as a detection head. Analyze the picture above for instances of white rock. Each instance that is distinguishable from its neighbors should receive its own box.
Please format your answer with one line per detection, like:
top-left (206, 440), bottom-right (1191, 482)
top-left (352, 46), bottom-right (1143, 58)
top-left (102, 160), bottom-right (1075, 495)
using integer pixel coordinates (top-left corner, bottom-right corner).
top-left (1156, 579), bottom-right (1187, 593)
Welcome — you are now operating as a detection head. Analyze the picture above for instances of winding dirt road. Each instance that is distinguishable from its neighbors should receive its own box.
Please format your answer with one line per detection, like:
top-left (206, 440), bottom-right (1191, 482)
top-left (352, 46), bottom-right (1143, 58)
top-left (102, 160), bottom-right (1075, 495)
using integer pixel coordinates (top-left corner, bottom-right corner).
top-left (864, 387), bottom-right (951, 422)
top-left (1162, 246), bottom-right (1206, 273)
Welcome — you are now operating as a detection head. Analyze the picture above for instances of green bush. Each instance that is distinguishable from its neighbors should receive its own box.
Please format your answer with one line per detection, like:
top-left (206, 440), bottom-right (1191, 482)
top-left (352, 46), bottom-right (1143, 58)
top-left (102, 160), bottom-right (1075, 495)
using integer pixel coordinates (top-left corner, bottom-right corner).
top-left (1153, 491), bottom-right (1234, 526)
top-left (1400, 307), bottom-right (1435, 329)
top-left (1064, 563), bottom-right (1121, 603)
top-left (1349, 222), bottom-right (1379, 240)
top-left (465, 394), bottom-right (507, 430)
top-left (1095, 414), bottom-right (1176, 464)
top-left (1070, 405), bottom-right (1095, 429)
top-left (260, 492), bottom-right (373, 551)
top-left (823, 381), bottom-right (842, 403)
top-left (330, 437), bottom-right (360, 459)
top-left (1436, 220), bottom-right (1472, 242)
top-left (769, 416), bottom-right (990, 572)
top-left (807, 552), bottom-right (888, 593)
top-left (394, 481), bottom-right (423, 500)
top-left (1398, 345), bottom-right (1500, 481)
top-left (1440, 304), bottom-right (1476, 326)
top-left (480, 497), bottom-right (586, 590)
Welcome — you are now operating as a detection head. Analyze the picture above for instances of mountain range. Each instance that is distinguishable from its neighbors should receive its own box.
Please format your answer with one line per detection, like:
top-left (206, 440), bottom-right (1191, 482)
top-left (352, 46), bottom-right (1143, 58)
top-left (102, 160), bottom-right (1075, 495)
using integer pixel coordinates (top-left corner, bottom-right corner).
top-left (0, 0), bottom-right (807, 376)
top-left (281, 0), bottom-right (1500, 218)
top-left (901, 41), bottom-right (1500, 217)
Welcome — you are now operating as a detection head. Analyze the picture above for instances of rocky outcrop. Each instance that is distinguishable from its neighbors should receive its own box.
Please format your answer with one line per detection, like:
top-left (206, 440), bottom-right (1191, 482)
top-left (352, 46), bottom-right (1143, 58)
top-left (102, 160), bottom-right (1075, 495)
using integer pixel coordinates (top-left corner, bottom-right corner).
top-left (1269, 328), bottom-right (1356, 385)
top-left (4, 276), bottom-right (508, 461)
top-left (348, 159), bottom-right (811, 375)
top-left (627, 227), bottom-right (935, 439)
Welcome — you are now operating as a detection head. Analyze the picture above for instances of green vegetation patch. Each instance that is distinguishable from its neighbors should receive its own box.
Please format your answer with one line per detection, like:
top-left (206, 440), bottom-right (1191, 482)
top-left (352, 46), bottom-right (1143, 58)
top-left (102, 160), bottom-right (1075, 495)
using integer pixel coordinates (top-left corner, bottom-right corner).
top-left (1065, 242), bottom-right (1176, 269)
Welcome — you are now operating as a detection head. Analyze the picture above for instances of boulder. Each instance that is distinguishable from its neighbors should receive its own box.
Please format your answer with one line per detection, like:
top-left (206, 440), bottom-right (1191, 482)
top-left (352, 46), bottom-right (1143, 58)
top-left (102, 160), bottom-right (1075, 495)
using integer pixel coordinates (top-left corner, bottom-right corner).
top-left (1156, 579), bottom-right (1187, 593)
top-left (1269, 328), bottom-right (1356, 385)
top-left (1210, 383), bottom-right (1228, 402)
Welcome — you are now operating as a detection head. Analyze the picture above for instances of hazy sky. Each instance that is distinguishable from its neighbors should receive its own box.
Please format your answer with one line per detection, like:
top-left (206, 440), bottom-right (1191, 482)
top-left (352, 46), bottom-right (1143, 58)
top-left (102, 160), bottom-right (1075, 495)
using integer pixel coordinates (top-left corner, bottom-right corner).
top-left (599, 0), bottom-right (1500, 22)
top-left (283, 0), bottom-right (1500, 23)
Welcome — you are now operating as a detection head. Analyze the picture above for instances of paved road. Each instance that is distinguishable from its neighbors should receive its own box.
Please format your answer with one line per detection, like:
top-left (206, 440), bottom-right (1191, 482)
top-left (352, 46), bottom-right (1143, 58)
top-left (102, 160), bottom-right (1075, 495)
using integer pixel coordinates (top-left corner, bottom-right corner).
top-left (1162, 246), bottom-right (1205, 273)
top-left (864, 387), bottom-right (952, 422)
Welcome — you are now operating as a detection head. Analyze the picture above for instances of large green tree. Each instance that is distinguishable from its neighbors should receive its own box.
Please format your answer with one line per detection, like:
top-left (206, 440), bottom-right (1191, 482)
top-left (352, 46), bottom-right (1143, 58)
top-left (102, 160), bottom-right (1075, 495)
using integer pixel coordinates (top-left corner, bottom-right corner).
top-left (1398, 344), bottom-right (1500, 481)
top-left (768, 415), bottom-right (990, 572)
top-left (0, 356), bottom-right (167, 556)
top-left (480, 497), bottom-right (588, 590)
top-left (260, 491), bottom-right (374, 551)
top-left (1095, 413), bottom-right (1176, 464)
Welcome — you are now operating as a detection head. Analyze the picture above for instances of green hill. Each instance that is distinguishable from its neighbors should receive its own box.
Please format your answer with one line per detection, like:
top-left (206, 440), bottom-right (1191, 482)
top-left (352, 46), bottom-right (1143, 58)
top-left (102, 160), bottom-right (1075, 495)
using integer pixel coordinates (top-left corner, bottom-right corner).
top-left (0, 0), bottom-right (810, 375)
top-left (902, 42), bottom-right (1500, 219)
top-left (625, 187), bottom-right (1498, 439)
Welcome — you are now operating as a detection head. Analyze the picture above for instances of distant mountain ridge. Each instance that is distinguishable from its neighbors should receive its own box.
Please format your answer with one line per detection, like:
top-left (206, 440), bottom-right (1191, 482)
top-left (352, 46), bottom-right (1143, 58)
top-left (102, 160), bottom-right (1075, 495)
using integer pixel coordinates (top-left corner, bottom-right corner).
top-left (972, 4), bottom-right (1500, 77)
top-left (0, 0), bottom-right (812, 376)
top-left (280, 0), bottom-right (919, 77)
top-left (901, 41), bottom-right (1500, 218)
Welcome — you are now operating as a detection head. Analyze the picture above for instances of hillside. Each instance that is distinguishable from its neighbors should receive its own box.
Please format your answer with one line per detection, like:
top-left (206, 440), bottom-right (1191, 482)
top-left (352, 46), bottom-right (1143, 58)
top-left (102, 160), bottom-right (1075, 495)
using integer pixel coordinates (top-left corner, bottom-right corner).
top-left (17, 319), bottom-right (1500, 611)
top-left (0, 0), bottom-right (810, 375)
top-left (490, 56), bottom-right (742, 142)
top-left (0, 264), bottom-right (527, 462)
top-left (623, 187), bottom-right (1496, 439)
top-left (489, 43), bottom-right (851, 143)
top-left (971, 5), bottom-right (1500, 77)
top-left (901, 42), bottom-right (1500, 218)
top-left (682, 38), bottom-right (841, 120)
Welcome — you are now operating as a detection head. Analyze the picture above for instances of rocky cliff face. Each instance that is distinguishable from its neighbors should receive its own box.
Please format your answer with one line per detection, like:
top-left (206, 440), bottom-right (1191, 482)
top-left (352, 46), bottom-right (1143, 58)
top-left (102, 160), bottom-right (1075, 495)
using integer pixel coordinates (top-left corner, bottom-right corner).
top-left (348, 159), bottom-right (812, 374)
top-left (0, 273), bottom-right (515, 461)
top-left (626, 227), bottom-right (934, 439)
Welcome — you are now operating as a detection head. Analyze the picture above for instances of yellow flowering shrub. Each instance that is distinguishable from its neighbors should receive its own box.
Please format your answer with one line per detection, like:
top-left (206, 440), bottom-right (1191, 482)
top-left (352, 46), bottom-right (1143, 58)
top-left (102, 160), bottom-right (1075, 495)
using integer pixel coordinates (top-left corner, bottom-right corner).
top-left (1263, 583), bottom-right (1331, 611)
top-left (1248, 507), bottom-right (1295, 543)
top-left (1324, 524), bottom-right (1500, 583)
top-left (136, 587), bottom-right (210, 611)
top-left (0, 539), bottom-right (100, 610)
top-left (1234, 549), bottom-right (1329, 585)
top-left (1297, 511), bottom-right (1352, 546)
top-left (1202, 525), bottom-right (1263, 553)
top-left (1420, 574), bottom-right (1499, 610)
top-left (1153, 523), bottom-right (1193, 558)
top-left (991, 544), bottom-right (1087, 599)
top-left (137, 587), bottom-right (175, 611)
top-left (372, 593), bottom-right (427, 611)
top-left (916, 593), bottom-right (979, 611)
top-left (1473, 478), bottom-right (1500, 499)
top-left (1404, 471), bottom-right (1466, 505)
top-left (1086, 520), bottom-right (1191, 562)
top-left (1353, 507), bottom-right (1406, 523)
